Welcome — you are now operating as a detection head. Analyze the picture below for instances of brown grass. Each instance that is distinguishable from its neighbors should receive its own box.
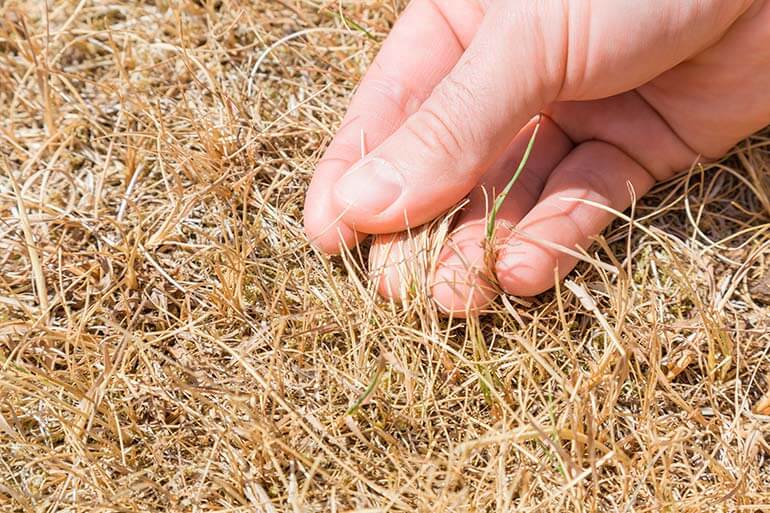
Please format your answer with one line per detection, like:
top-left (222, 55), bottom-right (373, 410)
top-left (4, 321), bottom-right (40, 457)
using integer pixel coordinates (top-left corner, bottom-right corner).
top-left (1, 1), bottom-right (770, 511)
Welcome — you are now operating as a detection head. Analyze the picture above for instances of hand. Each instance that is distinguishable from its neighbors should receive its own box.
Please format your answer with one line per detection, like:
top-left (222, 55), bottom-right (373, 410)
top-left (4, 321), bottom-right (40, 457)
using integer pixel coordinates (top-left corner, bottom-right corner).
top-left (303, 0), bottom-right (770, 316)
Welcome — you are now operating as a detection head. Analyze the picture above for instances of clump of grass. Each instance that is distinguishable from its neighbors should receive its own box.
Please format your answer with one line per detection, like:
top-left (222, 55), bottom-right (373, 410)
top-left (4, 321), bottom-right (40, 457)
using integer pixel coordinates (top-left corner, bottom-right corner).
top-left (482, 118), bottom-right (541, 290)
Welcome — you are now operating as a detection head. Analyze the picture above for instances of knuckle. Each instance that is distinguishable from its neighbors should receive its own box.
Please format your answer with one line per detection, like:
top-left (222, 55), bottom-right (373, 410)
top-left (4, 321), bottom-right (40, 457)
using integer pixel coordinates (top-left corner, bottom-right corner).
top-left (363, 73), bottom-right (426, 118)
top-left (516, 167), bottom-right (549, 199)
top-left (435, 73), bottom-right (479, 127)
top-left (403, 105), bottom-right (466, 161)
top-left (570, 143), bottom-right (618, 204)
top-left (405, 73), bottom-right (485, 162)
top-left (560, 205), bottom-right (592, 246)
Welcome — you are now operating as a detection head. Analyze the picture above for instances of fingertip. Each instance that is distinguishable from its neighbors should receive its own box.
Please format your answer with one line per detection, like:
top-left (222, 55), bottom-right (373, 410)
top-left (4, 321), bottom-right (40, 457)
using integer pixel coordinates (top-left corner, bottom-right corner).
top-left (431, 223), bottom-right (500, 317)
top-left (431, 263), bottom-right (496, 318)
top-left (303, 224), bottom-right (361, 255)
top-left (368, 234), bottom-right (406, 299)
top-left (495, 240), bottom-right (559, 297)
top-left (368, 232), bottom-right (426, 301)
top-left (303, 194), bottom-right (362, 254)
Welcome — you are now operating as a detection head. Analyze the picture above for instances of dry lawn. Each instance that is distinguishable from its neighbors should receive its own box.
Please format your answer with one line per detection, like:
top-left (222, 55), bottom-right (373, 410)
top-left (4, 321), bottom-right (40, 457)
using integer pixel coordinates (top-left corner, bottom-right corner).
top-left (1, 1), bottom-right (770, 511)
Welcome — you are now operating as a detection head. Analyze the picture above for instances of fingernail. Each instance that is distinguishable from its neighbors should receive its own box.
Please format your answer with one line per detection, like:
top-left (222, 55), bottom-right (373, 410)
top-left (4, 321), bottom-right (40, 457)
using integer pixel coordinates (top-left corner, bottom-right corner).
top-left (334, 158), bottom-right (403, 215)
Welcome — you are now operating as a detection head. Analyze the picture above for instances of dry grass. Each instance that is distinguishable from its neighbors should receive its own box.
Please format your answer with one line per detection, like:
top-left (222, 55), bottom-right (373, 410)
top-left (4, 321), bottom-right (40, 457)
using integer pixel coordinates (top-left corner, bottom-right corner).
top-left (1, 1), bottom-right (770, 511)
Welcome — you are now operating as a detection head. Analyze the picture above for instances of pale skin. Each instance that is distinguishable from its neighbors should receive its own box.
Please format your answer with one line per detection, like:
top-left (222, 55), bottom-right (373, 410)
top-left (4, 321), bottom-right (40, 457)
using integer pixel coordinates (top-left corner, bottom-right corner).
top-left (304, 0), bottom-right (770, 317)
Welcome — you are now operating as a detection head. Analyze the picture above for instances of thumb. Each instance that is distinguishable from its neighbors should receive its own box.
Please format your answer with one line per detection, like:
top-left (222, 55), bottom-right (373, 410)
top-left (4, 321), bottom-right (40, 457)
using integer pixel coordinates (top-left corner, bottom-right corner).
top-left (331, 0), bottom-right (566, 234)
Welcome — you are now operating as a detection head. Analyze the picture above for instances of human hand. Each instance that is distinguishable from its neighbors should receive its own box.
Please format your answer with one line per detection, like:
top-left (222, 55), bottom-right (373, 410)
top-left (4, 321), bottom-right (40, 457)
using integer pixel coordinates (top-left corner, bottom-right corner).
top-left (304, 0), bottom-right (770, 316)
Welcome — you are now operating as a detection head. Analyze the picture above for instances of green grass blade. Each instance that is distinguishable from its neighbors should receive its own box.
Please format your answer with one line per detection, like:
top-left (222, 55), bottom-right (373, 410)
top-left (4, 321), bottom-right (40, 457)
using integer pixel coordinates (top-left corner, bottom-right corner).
top-left (327, 11), bottom-right (376, 41)
top-left (486, 121), bottom-right (542, 240)
top-left (346, 357), bottom-right (386, 415)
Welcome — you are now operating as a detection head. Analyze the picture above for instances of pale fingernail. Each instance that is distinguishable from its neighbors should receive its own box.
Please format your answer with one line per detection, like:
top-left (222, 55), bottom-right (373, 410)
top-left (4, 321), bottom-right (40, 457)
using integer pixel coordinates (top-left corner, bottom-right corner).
top-left (334, 158), bottom-right (403, 215)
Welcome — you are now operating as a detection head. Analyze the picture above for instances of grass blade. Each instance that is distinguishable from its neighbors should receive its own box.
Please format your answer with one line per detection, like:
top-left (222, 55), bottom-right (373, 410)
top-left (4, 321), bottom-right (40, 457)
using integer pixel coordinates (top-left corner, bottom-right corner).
top-left (486, 120), bottom-right (542, 241)
top-left (346, 357), bottom-right (386, 415)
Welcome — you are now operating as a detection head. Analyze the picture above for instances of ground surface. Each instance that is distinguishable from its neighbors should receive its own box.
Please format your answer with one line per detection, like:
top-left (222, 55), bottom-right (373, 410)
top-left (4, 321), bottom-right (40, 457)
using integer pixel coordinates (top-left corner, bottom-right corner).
top-left (1, 1), bottom-right (770, 512)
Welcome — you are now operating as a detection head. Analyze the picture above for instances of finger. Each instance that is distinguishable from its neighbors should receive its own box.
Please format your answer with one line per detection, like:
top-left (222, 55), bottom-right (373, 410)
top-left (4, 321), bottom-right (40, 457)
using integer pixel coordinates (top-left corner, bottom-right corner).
top-left (331, 0), bottom-right (567, 234)
top-left (304, 0), bottom-right (485, 253)
top-left (544, 93), bottom-right (698, 181)
top-left (495, 141), bottom-right (656, 297)
top-left (430, 117), bottom-right (573, 316)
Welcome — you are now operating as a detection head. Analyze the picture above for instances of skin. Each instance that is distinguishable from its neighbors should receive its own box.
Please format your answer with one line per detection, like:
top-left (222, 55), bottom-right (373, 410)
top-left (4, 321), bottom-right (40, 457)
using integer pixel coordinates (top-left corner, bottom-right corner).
top-left (304, 0), bottom-right (770, 317)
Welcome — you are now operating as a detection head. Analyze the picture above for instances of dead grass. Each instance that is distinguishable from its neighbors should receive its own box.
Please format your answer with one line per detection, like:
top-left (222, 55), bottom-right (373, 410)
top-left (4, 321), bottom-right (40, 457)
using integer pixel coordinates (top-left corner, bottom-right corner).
top-left (1, 1), bottom-right (770, 511)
